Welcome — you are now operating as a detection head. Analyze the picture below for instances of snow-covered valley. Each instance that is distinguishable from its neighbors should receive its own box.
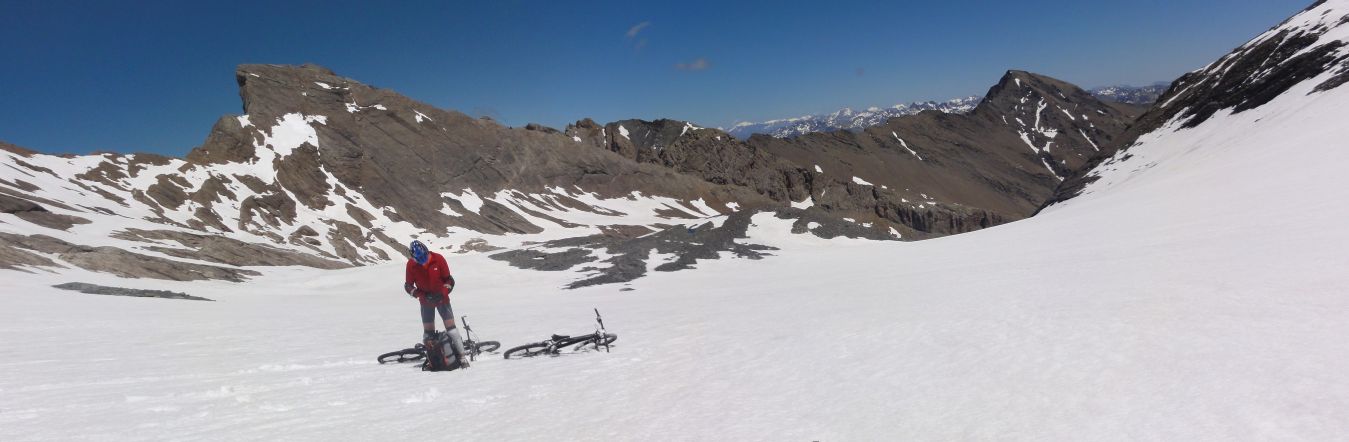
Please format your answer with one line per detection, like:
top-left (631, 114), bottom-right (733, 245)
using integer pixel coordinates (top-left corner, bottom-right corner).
top-left (4, 70), bottom-right (1348, 439)
top-left (5, 1), bottom-right (1349, 440)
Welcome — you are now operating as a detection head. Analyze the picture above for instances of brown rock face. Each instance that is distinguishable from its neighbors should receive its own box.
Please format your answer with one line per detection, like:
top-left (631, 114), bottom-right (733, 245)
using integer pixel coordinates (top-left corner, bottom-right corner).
top-left (568, 71), bottom-right (1141, 238)
top-left (185, 64), bottom-right (770, 241)
top-left (566, 119), bottom-right (813, 205)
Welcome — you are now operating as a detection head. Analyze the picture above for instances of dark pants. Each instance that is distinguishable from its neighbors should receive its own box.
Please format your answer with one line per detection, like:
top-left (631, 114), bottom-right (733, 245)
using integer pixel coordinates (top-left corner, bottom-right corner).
top-left (421, 302), bottom-right (454, 327)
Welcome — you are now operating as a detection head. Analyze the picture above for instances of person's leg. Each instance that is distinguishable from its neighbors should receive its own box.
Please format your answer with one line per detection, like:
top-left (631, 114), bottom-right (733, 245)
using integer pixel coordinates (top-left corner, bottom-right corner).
top-left (439, 302), bottom-right (468, 366)
top-left (439, 302), bottom-right (456, 331)
top-left (420, 304), bottom-right (436, 339)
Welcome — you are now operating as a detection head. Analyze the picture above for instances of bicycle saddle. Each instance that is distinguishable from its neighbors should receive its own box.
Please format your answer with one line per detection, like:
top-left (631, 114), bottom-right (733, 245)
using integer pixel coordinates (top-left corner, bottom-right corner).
top-left (551, 334), bottom-right (571, 341)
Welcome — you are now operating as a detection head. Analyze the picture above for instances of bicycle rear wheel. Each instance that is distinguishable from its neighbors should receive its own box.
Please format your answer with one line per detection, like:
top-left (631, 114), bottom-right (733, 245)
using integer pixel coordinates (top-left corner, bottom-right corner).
top-left (377, 348), bottom-right (425, 364)
top-left (503, 342), bottom-right (552, 359)
top-left (474, 341), bottom-right (501, 353)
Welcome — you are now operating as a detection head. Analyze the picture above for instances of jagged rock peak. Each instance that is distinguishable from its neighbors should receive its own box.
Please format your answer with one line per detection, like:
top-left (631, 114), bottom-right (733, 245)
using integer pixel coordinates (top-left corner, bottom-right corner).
top-left (981, 70), bottom-right (1096, 108)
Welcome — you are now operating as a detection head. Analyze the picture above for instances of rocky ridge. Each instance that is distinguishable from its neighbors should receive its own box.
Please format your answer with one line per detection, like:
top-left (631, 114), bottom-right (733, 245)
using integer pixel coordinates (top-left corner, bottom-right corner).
top-left (566, 71), bottom-right (1143, 241)
top-left (1048, 0), bottom-right (1349, 206)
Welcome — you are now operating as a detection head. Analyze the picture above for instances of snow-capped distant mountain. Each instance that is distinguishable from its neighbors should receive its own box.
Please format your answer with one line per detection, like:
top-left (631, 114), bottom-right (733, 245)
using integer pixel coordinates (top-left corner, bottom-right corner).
top-left (727, 96), bottom-right (981, 139)
top-left (1089, 82), bottom-right (1170, 105)
top-left (729, 83), bottom-right (1170, 141)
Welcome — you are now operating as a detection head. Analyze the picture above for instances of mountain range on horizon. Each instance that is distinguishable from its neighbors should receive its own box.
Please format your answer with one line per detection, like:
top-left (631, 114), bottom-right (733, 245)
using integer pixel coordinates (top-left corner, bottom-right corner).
top-left (725, 82), bottom-right (1169, 139)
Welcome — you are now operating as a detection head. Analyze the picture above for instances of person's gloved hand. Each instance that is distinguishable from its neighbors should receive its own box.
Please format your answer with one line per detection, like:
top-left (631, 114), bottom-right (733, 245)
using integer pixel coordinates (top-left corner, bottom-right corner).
top-left (404, 283), bottom-right (415, 297)
top-left (443, 283), bottom-right (454, 294)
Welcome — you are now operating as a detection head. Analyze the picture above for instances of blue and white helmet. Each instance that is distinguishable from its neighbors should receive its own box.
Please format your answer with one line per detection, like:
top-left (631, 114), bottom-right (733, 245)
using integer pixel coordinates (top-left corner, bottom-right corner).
top-left (409, 240), bottom-right (430, 264)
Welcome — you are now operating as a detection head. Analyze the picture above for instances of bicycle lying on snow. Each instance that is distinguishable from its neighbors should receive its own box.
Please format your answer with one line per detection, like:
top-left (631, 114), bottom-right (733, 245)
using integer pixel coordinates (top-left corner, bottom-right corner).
top-left (503, 308), bottom-right (618, 359)
top-left (377, 316), bottom-right (501, 364)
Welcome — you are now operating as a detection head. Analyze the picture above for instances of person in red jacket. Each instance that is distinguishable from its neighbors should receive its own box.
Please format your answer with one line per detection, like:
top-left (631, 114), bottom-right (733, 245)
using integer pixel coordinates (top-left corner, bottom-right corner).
top-left (404, 240), bottom-right (468, 367)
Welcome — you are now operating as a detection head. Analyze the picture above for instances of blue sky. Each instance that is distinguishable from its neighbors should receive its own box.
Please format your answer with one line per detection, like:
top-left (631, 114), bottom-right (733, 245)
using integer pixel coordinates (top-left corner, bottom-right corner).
top-left (0, 0), bottom-right (1311, 156)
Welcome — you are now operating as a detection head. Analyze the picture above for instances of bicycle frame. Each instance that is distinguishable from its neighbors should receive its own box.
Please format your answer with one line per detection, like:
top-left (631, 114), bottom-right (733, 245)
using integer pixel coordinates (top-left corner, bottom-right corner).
top-left (461, 315), bottom-right (479, 344)
top-left (593, 308), bottom-right (611, 353)
top-left (461, 315), bottom-right (482, 360)
top-left (564, 309), bottom-right (611, 353)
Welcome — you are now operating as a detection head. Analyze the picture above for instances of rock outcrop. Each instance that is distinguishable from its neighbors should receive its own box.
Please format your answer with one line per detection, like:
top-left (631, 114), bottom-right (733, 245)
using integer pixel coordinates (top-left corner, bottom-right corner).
top-left (0, 232), bottom-right (260, 282)
top-left (52, 282), bottom-right (214, 301)
top-left (491, 209), bottom-right (888, 289)
top-left (1, 194), bottom-right (91, 231)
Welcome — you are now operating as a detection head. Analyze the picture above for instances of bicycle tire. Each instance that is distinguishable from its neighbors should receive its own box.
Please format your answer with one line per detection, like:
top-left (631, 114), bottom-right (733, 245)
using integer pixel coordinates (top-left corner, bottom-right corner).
top-left (378, 348), bottom-right (426, 364)
top-left (503, 342), bottom-right (552, 359)
top-left (474, 341), bottom-right (501, 353)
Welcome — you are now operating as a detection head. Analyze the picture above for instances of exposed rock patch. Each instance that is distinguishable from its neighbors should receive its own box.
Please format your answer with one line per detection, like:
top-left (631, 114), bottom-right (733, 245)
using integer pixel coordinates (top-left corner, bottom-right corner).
top-left (491, 210), bottom-right (891, 289)
top-left (456, 238), bottom-right (503, 254)
top-left (0, 232), bottom-right (260, 282)
top-left (0, 243), bottom-right (61, 271)
top-left (0, 177), bottom-right (41, 192)
top-left (53, 282), bottom-right (214, 302)
top-left (0, 194), bottom-right (92, 231)
top-left (110, 228), bottom-right (349, 269)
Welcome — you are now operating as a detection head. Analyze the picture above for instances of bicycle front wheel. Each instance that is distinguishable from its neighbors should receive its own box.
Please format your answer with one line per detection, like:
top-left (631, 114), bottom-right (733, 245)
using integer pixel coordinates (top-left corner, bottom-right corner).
top-left (474, 341), bottom-right (501, 353)
top-left (503, 342), bottom-right (552, 359)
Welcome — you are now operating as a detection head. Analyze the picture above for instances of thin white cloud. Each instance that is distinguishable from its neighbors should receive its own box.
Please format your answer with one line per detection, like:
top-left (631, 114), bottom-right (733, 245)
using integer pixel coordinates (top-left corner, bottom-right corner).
top-left (626, 21), bottom-right (650, 39)
top-left (675, 57), bottom-right (711, 71)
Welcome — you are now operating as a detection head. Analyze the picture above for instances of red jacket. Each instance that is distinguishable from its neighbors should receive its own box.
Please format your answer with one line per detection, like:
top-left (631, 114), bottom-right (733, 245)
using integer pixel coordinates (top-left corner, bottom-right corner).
top-left (406, 251), bottom-right (453, 307)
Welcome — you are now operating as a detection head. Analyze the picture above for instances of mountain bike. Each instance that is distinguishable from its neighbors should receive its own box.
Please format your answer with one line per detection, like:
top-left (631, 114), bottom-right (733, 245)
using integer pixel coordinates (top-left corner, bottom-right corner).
top-left (377, 316), bottom-right (500, 364)
top-left (503, 308), bottom-right (617, 359)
